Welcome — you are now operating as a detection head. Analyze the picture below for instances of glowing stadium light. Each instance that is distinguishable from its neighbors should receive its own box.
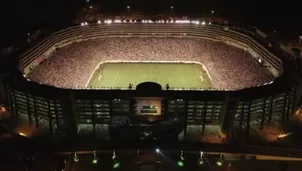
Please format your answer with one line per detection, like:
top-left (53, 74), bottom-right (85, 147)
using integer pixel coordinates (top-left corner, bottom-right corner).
top-left (209, 22), bottom-right (212, 25)
top-left (114, 20), bottom-right (122, 23)
top-left (201, 21), bottom-right (206, 25)
top-left (130, 20), bottom-right (133, 23)
top-left (156, 148), bottom-right (160, 153)
top-left (195, 21), bottom-right (200, 25)
top-left (85, 22), bottom-right (88, 26)
top-left (105, 20), bottom-right (112, 24)
top-left (97, 20), bottom-right (101, 24)
top-left (175, 20), bottom-right (190, 24)
top-left (81, 22), bottom-right (84, 26)
top-left (258, 58), bottom-right (262, 63)
top-left (123, 20), bottom-right (126, 23)
top-left (134, 20), bottom-right (136, 23)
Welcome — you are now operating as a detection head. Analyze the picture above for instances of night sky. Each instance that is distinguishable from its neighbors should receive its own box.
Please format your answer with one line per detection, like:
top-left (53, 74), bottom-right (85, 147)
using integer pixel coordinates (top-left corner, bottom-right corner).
top-left (0, 0), bottom-right (301, 46)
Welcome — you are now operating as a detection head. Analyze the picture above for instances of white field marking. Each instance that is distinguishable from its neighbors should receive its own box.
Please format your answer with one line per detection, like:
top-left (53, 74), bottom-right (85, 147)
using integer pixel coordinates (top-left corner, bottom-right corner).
top-left (199, 71), bottom-right (204, 82)
top-left (85, 62), bottom-right (103, 88)
top-left (98, 75), bottom-right (102, 81)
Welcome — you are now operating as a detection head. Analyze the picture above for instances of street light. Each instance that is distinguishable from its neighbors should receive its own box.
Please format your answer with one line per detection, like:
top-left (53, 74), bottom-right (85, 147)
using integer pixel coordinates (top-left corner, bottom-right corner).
top-left (73, 153), bottom-right (79, 162)
top-left (216, 153), bottom-right (224, 167)
top-left (112, 150), bottom-right (116, 160)
top-left (92, 151), bottom-right (98, 164)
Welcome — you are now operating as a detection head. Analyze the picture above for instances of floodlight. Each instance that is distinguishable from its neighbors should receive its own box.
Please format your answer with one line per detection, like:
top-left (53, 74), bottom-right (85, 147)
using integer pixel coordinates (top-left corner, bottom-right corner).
top-left (156, 148), bottom-right (160, 153)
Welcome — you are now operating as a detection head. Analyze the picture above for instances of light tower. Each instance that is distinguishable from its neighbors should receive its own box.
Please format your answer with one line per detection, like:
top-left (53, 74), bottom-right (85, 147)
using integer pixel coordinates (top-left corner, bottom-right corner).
top-left (170, 6), bottom-right (174, 12)
top-left (127, 6), bottom-right (130, 13)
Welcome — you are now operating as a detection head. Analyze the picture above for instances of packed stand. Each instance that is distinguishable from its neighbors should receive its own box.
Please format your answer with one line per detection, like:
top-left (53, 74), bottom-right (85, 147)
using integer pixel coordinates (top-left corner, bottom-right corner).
top-left (27, 37), bottom-right (274, 90)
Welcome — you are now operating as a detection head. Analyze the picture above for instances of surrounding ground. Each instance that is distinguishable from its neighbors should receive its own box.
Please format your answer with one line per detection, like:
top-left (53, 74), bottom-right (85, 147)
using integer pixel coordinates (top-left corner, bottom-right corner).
top-left (87, 62), bottom-right (213, 89)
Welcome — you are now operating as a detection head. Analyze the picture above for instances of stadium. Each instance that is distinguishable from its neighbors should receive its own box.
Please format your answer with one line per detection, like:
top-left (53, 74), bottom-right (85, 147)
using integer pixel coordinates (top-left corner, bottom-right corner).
top-left (5, 19), bottom-right (299, 142)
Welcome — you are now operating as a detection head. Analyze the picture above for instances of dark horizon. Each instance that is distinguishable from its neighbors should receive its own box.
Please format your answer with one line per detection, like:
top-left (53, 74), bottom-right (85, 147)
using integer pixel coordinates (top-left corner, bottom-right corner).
top-left (0, 0), bottom-right (301, 46)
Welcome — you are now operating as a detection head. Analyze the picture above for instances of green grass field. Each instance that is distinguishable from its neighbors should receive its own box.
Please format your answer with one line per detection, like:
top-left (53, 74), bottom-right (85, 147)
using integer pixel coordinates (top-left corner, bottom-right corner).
top-left (87, 62), bottom-right (213, 89)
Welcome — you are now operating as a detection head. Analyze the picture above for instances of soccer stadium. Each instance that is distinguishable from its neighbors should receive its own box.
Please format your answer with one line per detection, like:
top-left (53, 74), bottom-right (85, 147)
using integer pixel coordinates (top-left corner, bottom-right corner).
top-left (5, 19), bottom-right (299, 143)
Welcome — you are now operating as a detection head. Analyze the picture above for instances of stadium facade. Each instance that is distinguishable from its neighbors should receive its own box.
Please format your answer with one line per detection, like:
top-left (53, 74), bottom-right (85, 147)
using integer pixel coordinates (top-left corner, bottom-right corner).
top-left (4, 21), bottom-right (300, 141)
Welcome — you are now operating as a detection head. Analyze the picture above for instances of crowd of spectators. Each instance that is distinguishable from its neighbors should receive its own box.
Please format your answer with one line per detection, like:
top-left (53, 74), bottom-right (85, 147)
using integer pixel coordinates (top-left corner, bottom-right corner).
top-left (27, 37), bottom-right (274, 90)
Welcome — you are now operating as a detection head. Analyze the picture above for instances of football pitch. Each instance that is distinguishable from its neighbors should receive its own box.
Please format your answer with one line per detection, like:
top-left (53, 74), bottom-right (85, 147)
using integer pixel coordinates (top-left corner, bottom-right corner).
top-left (87, 62), bottom-right (213, 89)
